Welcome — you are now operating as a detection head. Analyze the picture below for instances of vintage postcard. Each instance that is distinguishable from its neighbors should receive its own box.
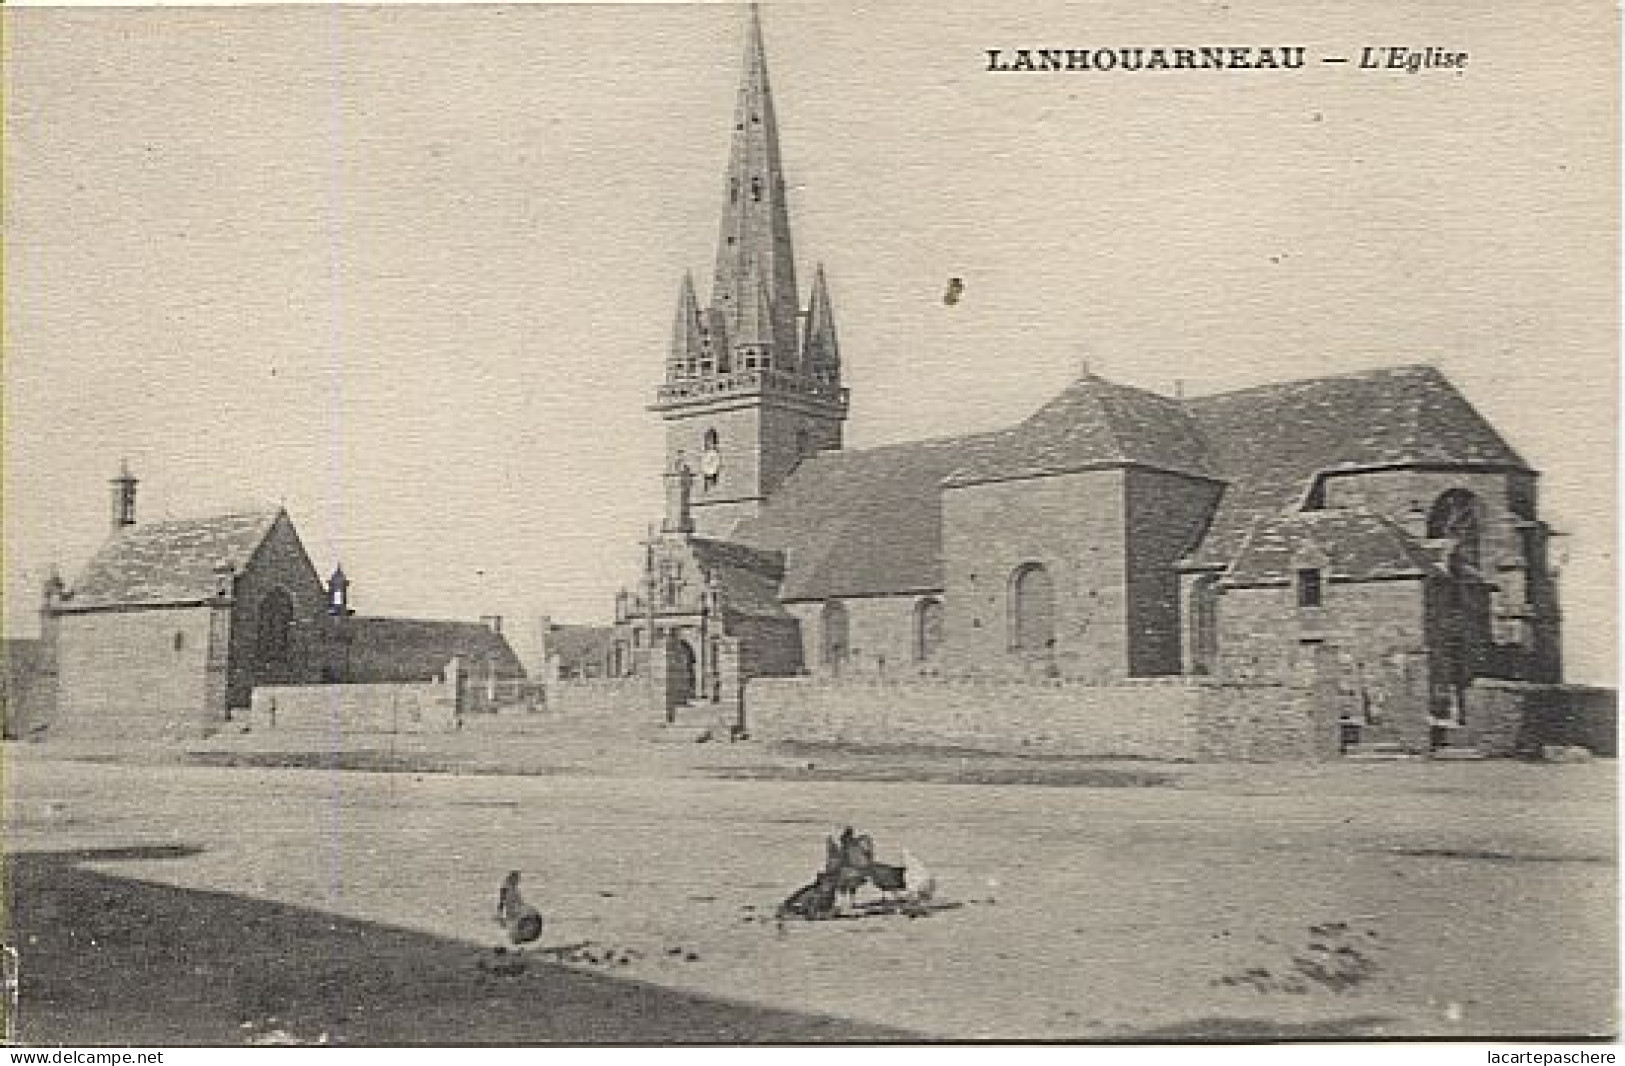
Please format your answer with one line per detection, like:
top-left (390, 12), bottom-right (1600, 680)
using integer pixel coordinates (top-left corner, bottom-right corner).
top-left (2, 0), bottom-right (1617, 1049)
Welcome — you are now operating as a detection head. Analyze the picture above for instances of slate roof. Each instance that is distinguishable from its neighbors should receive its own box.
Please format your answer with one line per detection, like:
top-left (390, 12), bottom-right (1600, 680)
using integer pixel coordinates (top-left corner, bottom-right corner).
top-left (731, 431), bottom-right (1005, 601)
top-left (65, 509), bottom-right (284, 608)
top-left (690, 538), bottom-right (791, 618)
top-left (724, 363), bottom-right (1526, 601)
top-left (340, 616), bottom-right (525, 684)
top-left (1220, 509), bottom-right (1452, 587)
top-left (944, 374), bottom-right (1221, 487)
top-left (1182, 365), bottom-right (1528, 569)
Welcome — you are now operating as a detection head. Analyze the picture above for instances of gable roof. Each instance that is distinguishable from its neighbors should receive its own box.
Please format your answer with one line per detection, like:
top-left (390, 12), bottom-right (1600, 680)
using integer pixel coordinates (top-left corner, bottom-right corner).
top-left (65, 509), bottom-right (285, 609)
top-left (945, 374), bottom-right (1221, 487)
top-left (1220, 508), bottom-right (1451, 587)
top-left (1183, 365), bottom-right (1528, 569)
top-left (341, 616), bottom-right (525, 684)
top-left (731, 431), bottom-right (1004, 601)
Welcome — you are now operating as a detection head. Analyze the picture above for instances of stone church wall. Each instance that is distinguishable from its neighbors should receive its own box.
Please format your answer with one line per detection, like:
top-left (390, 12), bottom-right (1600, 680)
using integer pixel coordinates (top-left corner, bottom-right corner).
top-left (52, 606), bottom-right (217, 740)
top-left (1321, 467), bottom-right (1561, 684)
top-left (942, 469), bottom-right (1129, 680)
top-left (1124, 469), bottom-right (1224, 676)
top-left (1217, 578), bottom-right (1427, 679)
top-left (787, 594), bottom-right (942, 679)
top-left (744, 676), bottom-right (1318, 761)
top-left (226, 512), bottom-right (329, 710)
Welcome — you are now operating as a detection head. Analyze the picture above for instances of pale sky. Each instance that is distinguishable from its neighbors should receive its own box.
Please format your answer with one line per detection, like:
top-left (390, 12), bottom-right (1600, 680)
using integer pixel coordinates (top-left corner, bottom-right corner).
top-left (4, 1), bottom-right (1617, 684)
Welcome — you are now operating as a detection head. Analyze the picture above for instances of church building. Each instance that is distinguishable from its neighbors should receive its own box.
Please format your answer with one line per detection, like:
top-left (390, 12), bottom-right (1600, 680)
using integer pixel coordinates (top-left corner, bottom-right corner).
top-left (608, 8), bottom-right (1564, 750)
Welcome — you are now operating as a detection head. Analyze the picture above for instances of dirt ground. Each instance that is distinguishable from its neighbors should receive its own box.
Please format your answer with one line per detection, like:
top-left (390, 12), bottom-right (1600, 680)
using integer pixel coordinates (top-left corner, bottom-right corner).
top-left (2, 736), bottom-right (1616, 1044)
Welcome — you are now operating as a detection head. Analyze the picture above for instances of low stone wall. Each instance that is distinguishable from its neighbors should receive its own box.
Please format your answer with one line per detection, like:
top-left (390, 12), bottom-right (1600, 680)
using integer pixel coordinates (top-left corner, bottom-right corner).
top-left (248, 681), bottom-right (459, 734)
top-left (743, 676), bottom-right (1317, 761)
top-left (1466, 681), bottom-right (1618, 757)
top-left (1191, 685), bottom-right (1322, 761)
top-left (544, 678), bottom-right (650, 719)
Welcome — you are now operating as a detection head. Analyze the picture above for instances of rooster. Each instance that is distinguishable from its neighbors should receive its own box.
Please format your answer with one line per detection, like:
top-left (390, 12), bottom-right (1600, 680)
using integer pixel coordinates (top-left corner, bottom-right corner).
top-left (496, 870), bottom-right (545, 953)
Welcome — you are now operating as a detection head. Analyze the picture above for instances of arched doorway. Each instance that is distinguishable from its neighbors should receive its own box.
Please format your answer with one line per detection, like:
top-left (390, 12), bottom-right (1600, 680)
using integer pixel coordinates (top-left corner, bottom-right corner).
top-left (1009, 563), bottom-right (1055, 663)
top-left (667, 637), bottom-right (697, 707)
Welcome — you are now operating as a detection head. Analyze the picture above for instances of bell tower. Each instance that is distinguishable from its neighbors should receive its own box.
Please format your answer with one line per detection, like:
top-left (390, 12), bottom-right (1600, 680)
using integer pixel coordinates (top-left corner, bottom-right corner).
top-left (650, 5), bottom-right (848, 538)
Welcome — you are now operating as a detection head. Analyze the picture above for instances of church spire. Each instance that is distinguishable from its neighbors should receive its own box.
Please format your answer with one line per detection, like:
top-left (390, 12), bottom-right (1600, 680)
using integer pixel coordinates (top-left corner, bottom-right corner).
top-left (711, 3), bottom-right (799, 363)
top-left (668, 272), bottom-right (705, 379)
top-left (802, 263), bottom-right (840, 385)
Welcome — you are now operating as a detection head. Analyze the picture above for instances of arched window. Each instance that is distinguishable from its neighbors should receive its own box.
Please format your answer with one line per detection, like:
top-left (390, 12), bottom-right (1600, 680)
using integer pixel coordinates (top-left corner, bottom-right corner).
top-left (256, 588), bottom-right (294, 665)
top-left (913, 597), bottom-right (943, 663)
top-left (821, 600), bottom-right (849, 673)
top-left (1427, 489), bottom-right (1482, 571)
top-left (1189, 575), bottom-right (1220, 676)
top-left (1009, 563), bottom-right (1055, 655)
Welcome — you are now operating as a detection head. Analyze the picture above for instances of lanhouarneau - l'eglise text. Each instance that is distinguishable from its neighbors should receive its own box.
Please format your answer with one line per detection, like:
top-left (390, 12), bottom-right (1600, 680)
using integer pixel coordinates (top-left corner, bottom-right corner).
top-left (984, 46), bottom-right (1471, 73)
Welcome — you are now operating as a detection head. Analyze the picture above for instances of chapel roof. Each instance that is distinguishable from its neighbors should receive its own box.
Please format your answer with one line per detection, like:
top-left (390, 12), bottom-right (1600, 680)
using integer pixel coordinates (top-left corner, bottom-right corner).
top-left (1181, 364), bottom-right (1528, 569)
top-left (65, 508), bottom-right (285, 609)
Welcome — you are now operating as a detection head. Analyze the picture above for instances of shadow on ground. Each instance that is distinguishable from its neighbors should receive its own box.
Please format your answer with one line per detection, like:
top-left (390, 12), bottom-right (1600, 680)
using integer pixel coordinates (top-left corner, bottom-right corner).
top-left (1116, 1015), bottom-right (1401, 1042)
top-left (716, 742), bottom-right (1180, 788)
top-left (6, 845), bottom-right (915, 1045)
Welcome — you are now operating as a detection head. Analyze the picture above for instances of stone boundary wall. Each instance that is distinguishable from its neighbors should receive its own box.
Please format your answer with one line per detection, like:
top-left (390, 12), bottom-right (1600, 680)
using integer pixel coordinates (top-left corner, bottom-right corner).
top-left (544, 678), bottom-right (649, 719)
top-left (1465, 680), bottom-right (1618, 757)
top-left (743, 676), bottom-right (1316, 761)
top-left (248, 681), bottom-right (459, 734)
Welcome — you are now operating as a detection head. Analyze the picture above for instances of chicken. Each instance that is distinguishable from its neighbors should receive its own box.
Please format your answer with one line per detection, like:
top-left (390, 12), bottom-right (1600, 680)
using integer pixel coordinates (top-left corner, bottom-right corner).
top-left (496, 870), bottom-right (544, 952)
top-left (776, 869), bottom-right (839, 922)
top-left (868, 859), bottom-right (907, 902)
top-left (828, 828), bottom-right (873, 912)
top-left (901, 848), bottom-right (936, 903)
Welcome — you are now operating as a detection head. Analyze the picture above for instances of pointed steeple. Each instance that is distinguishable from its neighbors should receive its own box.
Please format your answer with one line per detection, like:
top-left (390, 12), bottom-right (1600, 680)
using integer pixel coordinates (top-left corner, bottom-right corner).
top-left (712, 3), bottom-right (799, 362)
top-left (801, 263), bottom-right (841, 385)
top-left (668, 272), bottom-right (705, 379)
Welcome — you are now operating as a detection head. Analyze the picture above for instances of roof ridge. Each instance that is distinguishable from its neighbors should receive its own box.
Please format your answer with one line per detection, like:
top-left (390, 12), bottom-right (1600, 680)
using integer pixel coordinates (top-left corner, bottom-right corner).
top-left (1182, 362), bottom-right (1441, 406)
top-left (116, 505), bottom-right (285, 533)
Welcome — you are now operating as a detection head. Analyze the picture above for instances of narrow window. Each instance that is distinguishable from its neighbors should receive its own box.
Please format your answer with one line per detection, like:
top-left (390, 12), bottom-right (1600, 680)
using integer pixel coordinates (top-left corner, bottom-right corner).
top-left (1010, 563), bottom-right (1055, 653)
top-left (821, 600), bottom-right (849, 673)
top-left (913, 598), bottom-right (944, 663)
top-left (1296, 568), bottom-right (1323, 609)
